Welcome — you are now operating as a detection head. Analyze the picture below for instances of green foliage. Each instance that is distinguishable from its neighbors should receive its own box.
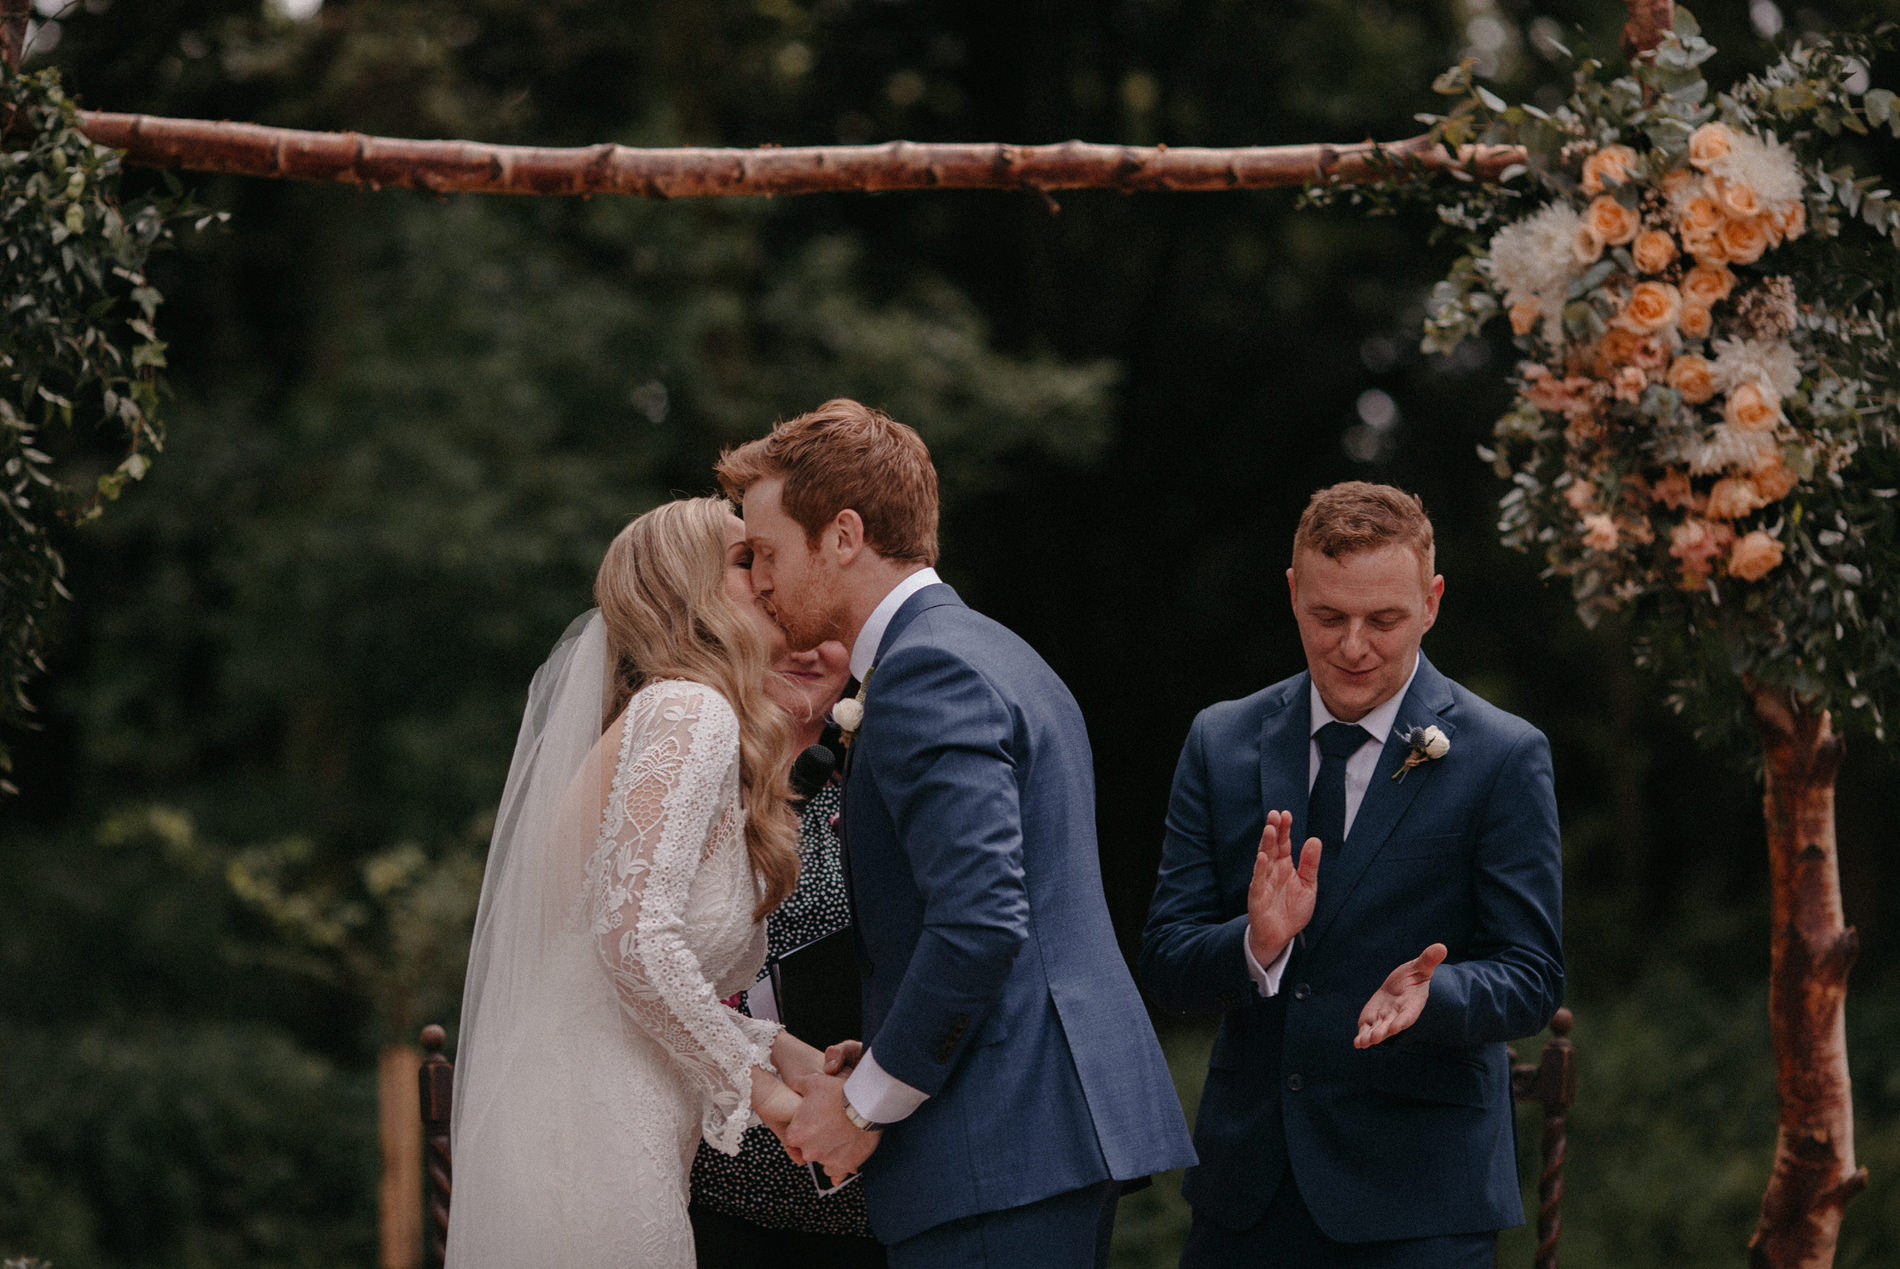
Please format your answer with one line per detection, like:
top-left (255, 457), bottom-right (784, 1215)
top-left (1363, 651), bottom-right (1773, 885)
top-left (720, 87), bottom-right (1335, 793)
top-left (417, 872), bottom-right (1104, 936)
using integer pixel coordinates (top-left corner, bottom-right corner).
top-left (1382, 12), bottom-right (1900, 744)
top-left (0, 64), bottom-right (211, 791)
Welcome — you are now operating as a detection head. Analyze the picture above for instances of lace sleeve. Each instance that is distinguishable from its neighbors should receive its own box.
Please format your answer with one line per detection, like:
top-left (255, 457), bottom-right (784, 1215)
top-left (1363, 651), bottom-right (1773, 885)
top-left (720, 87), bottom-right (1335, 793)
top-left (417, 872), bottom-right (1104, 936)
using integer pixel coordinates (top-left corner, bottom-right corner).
top-left (588, 681), bottom-right (781, 1154)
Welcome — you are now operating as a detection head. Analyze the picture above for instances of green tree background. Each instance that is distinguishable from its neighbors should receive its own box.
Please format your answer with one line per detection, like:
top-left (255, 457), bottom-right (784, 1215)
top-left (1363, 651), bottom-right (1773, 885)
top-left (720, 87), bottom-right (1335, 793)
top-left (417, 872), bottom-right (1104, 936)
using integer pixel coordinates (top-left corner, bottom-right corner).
top-left (2, 2), bottom-right (1898, 1266)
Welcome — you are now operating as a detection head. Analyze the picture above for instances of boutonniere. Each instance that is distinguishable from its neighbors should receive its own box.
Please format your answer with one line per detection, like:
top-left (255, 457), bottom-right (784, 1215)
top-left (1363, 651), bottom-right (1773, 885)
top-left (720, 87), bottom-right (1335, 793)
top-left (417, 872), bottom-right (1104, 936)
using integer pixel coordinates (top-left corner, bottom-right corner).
top-left (1391, 725), bottom-right (1450, 781)
top-left (830, 672), bottom-right (871, 751)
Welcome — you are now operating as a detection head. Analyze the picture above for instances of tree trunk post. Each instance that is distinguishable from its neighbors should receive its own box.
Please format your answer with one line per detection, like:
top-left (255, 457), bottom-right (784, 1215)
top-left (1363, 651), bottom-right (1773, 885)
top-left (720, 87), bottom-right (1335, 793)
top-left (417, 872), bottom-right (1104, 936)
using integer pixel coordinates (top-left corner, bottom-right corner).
top-left (1746, 686), bottom-right (1867, 1267)
top-left (378, 1042), bottom-right (425, 1269)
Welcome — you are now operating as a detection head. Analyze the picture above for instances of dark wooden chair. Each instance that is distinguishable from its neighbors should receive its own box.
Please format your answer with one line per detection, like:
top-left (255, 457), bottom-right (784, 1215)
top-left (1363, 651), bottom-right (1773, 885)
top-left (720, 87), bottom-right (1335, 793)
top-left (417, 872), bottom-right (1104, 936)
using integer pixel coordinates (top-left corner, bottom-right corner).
top-left (1507, 1007), bottom-right (1577, 1269)
top-left (417, 1010), bottom-right (1577, 1269)
top-left (418, 1025), bottom-right (454, 1269)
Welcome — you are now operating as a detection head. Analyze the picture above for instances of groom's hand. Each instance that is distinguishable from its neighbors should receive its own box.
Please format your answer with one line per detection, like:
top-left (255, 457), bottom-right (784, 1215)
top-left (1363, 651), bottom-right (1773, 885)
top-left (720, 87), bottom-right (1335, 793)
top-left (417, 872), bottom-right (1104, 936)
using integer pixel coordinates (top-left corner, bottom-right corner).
top-left (823, 1039), bottom-right (864, 1076)
top-left (785, 1072), bottom-right (881, 1176)
top-left (1353, 943), bottom-right (1448, 1048)
top-left (1247, 809), bottom-right (1322, 966)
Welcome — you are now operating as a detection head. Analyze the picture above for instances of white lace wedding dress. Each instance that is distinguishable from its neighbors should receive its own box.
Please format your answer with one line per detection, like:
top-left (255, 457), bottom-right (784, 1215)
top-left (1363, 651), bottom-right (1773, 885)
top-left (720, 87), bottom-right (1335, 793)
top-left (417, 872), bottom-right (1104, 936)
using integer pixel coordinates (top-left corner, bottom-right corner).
top-left (448, 643), bottom-right (783, 1269)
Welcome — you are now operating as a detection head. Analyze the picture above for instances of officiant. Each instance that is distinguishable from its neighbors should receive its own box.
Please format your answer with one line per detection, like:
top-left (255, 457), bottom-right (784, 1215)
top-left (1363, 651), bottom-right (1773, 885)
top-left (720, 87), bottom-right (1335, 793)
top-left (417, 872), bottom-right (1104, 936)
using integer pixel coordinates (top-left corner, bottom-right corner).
top-left (1140, 482), bottom-right (1564, 1267)
top-left (689, 637), bottom-right (886, 1269)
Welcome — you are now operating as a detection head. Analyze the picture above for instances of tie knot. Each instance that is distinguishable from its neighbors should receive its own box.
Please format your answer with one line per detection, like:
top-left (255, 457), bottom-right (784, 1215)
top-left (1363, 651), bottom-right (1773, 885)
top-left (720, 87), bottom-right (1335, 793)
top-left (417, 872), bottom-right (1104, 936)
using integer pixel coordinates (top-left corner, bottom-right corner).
top-left (1316, 721), bottom-right (1371, 761)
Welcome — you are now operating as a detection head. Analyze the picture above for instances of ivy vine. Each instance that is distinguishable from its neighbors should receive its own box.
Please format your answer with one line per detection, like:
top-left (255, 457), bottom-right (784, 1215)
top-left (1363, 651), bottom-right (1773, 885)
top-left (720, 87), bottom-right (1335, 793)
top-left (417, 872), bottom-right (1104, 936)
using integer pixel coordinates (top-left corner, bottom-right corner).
top-left (1, 63), bottom-right (216, 792)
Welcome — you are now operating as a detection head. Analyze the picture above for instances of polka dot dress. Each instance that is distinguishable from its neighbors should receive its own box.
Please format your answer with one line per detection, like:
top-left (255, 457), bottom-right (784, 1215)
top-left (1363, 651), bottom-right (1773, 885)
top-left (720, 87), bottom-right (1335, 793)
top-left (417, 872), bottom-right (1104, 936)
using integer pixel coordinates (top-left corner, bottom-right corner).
top-left (688, 783), bottom-right (874, 1237)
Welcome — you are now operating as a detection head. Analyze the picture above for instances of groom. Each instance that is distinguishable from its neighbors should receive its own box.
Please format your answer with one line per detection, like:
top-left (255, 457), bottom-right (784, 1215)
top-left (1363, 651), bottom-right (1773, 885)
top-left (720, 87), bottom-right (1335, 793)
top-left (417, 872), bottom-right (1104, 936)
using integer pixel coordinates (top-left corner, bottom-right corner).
top-left (1140, 482), bottom-right (1563, 1266)
top-left (716, 399), bottom-right (1195, 1267)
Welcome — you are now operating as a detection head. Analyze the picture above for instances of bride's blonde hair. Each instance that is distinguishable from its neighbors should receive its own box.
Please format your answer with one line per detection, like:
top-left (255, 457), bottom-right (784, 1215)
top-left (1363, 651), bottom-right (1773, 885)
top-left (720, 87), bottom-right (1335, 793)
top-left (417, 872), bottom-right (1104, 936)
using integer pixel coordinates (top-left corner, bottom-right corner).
top-left (594, 497), bottom-right (797, 918)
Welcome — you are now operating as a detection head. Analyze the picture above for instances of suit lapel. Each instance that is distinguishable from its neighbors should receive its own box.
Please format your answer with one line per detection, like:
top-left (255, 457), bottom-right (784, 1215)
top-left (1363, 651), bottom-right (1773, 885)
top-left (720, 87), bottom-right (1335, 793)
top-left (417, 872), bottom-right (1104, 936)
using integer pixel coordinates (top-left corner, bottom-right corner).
top-left (1302, 654), bottom-right (1458, 954)
top-left (1258, 677), bottom-right (1312, 870)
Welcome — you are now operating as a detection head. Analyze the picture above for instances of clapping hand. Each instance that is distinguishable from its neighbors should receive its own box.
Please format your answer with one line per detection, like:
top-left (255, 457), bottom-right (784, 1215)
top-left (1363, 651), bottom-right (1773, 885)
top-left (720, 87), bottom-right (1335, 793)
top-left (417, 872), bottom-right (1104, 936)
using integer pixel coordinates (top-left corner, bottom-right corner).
top-left (1354, 943), bottom-right (1448, 1049)
top-left (1246, 809), bottom-right (1322, 967)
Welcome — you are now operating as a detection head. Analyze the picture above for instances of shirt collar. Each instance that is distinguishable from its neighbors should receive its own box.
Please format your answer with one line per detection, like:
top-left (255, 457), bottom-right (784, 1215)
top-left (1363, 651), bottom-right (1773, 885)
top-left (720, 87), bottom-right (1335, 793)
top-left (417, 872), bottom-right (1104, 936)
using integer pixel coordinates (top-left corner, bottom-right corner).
top-left (1308, 653), bottom-right (1423, 748)
top-left (849, 567), bottom-right (942, 681)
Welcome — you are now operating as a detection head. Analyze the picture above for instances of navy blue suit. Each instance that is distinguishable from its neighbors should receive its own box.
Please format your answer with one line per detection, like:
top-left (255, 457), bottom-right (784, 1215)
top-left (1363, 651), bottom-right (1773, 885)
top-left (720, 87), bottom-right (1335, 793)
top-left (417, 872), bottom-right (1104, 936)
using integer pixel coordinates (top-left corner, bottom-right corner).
top-left (842, 584), bottom-right (1196, 1248)
top-left (1140, 654), bottom-right (1563, 1251)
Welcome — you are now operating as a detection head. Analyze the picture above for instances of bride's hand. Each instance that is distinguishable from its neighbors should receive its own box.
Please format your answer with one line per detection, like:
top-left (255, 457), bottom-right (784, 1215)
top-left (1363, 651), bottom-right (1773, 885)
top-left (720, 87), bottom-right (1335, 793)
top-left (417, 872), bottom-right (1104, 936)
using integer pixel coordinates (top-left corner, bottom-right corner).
top-left (752, 1071), bottom-right (804, 1153)
top-left (768, 1031), bottom-right (829, 1083)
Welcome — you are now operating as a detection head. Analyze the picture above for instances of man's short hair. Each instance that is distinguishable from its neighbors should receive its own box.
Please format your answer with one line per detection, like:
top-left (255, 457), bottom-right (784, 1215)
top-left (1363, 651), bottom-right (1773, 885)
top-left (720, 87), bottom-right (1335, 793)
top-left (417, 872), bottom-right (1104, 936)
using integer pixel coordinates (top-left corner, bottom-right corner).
top-left (714, 398), bottom-right (940, 565)
top-left (1293, 481), bottom-right (1435, 575)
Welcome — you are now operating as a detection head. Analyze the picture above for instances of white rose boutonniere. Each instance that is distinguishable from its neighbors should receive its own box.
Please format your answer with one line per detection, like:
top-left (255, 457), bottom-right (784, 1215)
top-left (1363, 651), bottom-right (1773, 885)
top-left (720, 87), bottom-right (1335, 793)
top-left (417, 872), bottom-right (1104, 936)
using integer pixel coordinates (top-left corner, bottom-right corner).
top-left (1391, 724), bottom-right (1451, 782)
top-left (830, 674), bottom-right (870, 750)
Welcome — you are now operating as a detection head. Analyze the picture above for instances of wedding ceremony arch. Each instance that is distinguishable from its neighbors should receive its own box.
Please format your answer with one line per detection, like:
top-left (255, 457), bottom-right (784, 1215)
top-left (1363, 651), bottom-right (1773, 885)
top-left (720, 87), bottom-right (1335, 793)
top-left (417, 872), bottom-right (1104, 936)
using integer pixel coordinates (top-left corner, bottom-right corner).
top-left (3, 0), bottom-right (1892, 1265)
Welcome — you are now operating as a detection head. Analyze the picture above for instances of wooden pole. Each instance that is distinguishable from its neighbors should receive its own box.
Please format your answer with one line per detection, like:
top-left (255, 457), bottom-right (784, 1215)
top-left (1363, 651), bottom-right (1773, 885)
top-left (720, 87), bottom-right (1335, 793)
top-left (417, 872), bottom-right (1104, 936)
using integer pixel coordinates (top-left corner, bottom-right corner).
top-left (1747, 688), bottom-right (1867, 1267)
top-left (378, 1043), bottom-right (425, 1269)
top-left (58, 114), bottom-right (1523, 199)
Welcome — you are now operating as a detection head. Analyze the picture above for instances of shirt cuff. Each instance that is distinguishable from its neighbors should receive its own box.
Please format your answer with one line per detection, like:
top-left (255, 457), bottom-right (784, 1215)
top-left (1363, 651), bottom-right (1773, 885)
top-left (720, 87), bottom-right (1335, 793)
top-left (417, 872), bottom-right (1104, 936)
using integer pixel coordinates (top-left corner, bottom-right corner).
top-left (1244, 928), bottom-right (1293, 998)
top-left (842, 1048), bottom-right (930, 1125)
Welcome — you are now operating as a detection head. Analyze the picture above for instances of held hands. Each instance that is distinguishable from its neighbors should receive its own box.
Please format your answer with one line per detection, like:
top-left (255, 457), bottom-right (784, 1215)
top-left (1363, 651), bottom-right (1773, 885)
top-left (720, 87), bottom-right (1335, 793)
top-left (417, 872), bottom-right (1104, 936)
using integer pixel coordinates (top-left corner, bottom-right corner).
top-left (823, 1039), bottom-right (863, 1076)
top-left (784, 1072), bottom-right (881, 1176)
top-left (1354, 943), bottom-right (1448, 1049)
top-left (1247, 809), bottom-right (1322, 967)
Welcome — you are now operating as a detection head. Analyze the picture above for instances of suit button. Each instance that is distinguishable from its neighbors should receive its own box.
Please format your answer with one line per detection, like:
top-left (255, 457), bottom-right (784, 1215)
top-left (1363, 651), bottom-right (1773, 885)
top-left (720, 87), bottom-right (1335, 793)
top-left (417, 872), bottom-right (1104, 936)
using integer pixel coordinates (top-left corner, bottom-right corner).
top-left (1286, 1074), bottom-right (1304, 1092)
top-left (1293, 983), bottom-right (1312, 1001)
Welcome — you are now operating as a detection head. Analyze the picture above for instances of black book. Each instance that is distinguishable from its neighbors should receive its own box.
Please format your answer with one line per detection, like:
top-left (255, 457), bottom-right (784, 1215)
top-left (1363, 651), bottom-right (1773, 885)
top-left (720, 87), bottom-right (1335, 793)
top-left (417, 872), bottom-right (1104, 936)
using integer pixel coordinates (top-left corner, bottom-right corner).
top-left (767, 927), bottom-right (862, 1050)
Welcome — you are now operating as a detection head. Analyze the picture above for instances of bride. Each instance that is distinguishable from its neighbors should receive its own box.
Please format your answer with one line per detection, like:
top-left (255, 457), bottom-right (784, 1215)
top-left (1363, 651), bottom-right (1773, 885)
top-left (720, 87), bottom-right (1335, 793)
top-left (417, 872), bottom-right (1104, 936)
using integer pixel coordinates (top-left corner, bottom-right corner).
top-left (447, 496), bottom-right (830, 1267)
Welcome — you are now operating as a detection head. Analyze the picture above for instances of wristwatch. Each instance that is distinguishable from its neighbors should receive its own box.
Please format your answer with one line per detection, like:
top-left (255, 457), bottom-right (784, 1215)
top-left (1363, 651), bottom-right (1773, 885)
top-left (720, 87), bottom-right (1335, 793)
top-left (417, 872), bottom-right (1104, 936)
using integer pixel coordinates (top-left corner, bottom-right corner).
top-left (840, 1097), bottom-right (883, 1133)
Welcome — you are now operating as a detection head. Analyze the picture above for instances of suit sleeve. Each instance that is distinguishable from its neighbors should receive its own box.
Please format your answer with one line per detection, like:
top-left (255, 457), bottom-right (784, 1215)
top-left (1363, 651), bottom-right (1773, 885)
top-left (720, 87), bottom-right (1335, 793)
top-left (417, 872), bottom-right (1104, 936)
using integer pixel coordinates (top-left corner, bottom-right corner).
top-left (1138, 711), bottom-right (1259, 1015)
top-left (1406, 723), bottom-right (1565, 1047)
top-left (858, 643), bottom-right (1030, 1096)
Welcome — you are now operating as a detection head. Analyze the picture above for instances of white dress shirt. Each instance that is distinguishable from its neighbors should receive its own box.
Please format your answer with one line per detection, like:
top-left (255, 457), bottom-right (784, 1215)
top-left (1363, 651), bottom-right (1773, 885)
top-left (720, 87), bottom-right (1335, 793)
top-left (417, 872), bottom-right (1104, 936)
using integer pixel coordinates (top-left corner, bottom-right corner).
top-left (839, 567), bottom-right (941, 1126)
top-left (1243, 655), bottom-right (1423, 997)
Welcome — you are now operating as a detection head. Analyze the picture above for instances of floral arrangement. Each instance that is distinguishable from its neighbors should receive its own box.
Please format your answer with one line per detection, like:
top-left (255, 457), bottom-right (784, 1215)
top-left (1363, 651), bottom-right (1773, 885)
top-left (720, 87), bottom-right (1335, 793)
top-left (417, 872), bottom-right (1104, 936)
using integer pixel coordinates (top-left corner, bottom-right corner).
top-left (1403, 11), bottom-right (1900, 738)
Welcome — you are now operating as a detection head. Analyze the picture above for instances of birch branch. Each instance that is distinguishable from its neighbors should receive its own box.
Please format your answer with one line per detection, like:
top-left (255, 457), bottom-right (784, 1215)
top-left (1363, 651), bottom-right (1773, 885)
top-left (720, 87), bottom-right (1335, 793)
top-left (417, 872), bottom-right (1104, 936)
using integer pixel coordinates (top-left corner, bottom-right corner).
top-left (68, 112), bottom-right (1524, 199)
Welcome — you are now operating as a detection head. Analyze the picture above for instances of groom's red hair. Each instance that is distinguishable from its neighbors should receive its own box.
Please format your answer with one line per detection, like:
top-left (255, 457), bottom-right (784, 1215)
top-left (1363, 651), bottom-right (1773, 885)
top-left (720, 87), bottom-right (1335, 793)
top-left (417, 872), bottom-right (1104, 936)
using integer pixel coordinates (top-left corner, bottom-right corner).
top-left (715, 398), bottom-right (941, 566)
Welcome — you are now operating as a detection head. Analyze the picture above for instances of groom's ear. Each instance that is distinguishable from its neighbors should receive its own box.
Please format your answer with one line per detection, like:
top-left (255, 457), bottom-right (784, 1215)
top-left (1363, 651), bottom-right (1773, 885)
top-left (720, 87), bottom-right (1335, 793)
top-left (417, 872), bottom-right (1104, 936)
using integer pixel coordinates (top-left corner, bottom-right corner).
top-left (829, 507), bottom-right (868, 565)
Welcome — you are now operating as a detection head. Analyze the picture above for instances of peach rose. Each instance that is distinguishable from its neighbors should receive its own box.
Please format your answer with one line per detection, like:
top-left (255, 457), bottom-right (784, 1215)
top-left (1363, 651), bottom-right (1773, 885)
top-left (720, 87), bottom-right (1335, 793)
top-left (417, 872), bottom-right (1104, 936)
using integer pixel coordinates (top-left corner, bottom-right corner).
top-left (1728, 529), bottom-right (1785, 581)
top-left (1581, 513), bottom-right (1620, 550)
top-left (1612, 364), bottom-right (1650, 403)
top-left (1751, 457), bottom-right (1800, 503)
top-left (1679, 195), bottom-right (1724, 241)
top-left (1650, 467), bottom-right (1696, 510)
top-left (1681, 263), bottom-right (1736, 307)
top-left (1661, 168), bottom-right (1698, 201)
top-left (1581, 144), bottom-right (1640, 196)
top-left (1715, 176), bottom-right (1762, 219)
top-left (1687, 232), bottom-right (1730, 267)
top-left (1632, 228), bottom-right (1679, 274)
top-left (1725, 381), bottom-right (1783, 432)
top-left (1619, 280), bottom-right (1682, 334)
top-left (1509, 301), bottom-right (1540, 336)
top-left (1573, 224), bottom-right (1605, 265)
top-left (1670, 517), bottom-right (1735, 588)
top-left (1593, 328), bottom-right (1644, 379)
top-left (1706, 476), bottom-right (1767, 519)
top-left (1774, 201), bottom-right (1806, 242)
top-left (1679, 303), bottom-right (1713, 339)
top-left (1717, 215), bottom-right (1770, 265)
top-left (1586, 195), bottom-right (1642, 246)
top-left (1666, 354), bottom-right (1717, 404)
top-left (1688, 122), bottom-right (1735, 172)
top-left (1630, 334), bottom-right (1674, 371)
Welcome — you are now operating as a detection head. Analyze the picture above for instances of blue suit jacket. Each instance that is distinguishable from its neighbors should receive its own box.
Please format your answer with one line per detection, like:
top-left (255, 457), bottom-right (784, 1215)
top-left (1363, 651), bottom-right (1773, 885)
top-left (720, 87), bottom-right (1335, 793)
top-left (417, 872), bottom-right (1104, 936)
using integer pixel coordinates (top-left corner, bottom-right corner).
top-left (842, 584), bottom-right (1196, 1244)
top-left (1139, 654), bottom-right (1563, 1243)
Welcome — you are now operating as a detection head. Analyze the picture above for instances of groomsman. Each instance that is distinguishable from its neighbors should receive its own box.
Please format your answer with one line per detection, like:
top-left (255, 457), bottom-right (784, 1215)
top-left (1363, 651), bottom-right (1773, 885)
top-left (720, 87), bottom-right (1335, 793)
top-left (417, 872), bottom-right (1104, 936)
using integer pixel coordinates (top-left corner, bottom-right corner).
top-left (717, 399), bottom-right (1195, 1268)
top-left (1141, 482), bottom-right (1564, 1267)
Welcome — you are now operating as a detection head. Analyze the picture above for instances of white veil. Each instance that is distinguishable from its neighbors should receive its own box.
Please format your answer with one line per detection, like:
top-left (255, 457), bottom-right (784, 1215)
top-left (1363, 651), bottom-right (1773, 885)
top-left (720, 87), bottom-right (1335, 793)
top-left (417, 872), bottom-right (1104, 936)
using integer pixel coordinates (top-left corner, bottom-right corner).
top-left (447, 609), bottom-right (618, 1263)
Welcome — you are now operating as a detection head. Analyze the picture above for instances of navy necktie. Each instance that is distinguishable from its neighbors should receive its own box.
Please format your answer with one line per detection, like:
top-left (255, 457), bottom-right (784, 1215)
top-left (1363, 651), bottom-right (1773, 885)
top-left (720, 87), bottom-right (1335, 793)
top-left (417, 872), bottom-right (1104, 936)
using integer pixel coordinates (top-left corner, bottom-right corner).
top-left (1308, 721), bottom-right (1372, 861)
